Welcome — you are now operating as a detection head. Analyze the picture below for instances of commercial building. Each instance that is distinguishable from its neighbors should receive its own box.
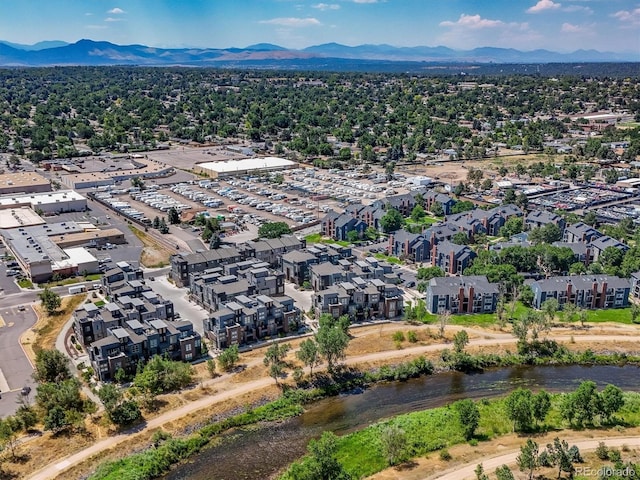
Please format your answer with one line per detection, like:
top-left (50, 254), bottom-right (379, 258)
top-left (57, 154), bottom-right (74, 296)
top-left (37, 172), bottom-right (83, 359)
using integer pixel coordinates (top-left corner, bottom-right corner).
top-left (527, 275), bottom-right (631, 310)
top-left (0, 172), bottom-right (51, 195)
top-left (425, 275), bottom-right (500, 314)
top-left (0, 207), bottom-right (45, 229)
top-left (0, 190), bottom-right (86, 214)
top-left (194, 157), bottom-right (297, 179)
top-left (0, 221), bottom-right (109, 282)
top-left (61, 157), bottom-right (174, 189)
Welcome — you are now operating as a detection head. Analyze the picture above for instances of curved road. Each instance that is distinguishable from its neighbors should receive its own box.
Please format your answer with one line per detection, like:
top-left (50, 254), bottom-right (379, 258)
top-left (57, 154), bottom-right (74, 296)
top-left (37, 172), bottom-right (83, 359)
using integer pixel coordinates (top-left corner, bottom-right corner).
top-left (27, 332), bottom-right (640, 480)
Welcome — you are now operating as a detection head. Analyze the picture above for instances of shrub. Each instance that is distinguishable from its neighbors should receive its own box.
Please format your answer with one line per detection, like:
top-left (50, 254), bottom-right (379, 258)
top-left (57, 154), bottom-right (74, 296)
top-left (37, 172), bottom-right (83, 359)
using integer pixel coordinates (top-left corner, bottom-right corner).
top-left (407, 331), bottom-right (418, 343)
top-left (392, 331), bottom-right (405, 342)
top-left (439, 449), bottom-right (452, 461)
top-left (595, 442), bottom-right (609, 460)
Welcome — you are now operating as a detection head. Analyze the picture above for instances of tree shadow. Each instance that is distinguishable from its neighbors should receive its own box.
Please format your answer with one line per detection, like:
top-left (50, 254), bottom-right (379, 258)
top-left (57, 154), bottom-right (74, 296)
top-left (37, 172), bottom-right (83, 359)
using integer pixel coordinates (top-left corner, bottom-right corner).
top-left (394, 459), bottom-right (419, 471)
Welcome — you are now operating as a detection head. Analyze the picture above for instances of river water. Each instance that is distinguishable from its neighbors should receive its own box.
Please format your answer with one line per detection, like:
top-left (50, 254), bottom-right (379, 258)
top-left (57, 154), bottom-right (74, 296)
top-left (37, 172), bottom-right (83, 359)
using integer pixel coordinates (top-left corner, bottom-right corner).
top-left (164, 364), bottom-right (640, 480)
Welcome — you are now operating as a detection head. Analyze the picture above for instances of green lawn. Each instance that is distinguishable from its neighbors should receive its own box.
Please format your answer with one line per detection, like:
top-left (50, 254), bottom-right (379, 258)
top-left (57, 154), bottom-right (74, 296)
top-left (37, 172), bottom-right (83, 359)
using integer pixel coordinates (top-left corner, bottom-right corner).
top-left (39, 273), bottom-right (102, 288)
top-left (94, 300), bottom-right (106, 308)
top-left (419, 302), bottom-right (529, 327)
top-left (17, 278), bottom-right (34, 289)
top-left (373, 253), bottom-right (402, 265)
top-left (574, 307), bottom-right (633, 324)
top-left (305, 233), bottom-right (350, 247)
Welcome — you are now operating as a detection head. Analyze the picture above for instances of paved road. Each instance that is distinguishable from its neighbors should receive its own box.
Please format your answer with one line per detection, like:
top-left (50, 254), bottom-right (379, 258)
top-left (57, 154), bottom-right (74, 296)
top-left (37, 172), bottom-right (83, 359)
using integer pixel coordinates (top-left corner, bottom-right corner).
top-left (26, 331), bottom-right (640, 480)
top-left (0, 304), bottom-right (38, 416)
top-left (150, 275), bottom-right (209, 336)
top-left (431, 437), bottom-right (640, 480)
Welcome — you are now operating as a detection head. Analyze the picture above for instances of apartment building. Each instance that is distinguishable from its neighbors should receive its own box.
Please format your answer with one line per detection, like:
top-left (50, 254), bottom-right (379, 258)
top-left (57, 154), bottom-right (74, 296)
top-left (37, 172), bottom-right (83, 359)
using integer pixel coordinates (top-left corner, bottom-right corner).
top-left (527, 275), bottom-right (631, 310)
top-left (425, 275), bottom-right (500, 314)
top-left (170, 246), bottom-right (242, 287)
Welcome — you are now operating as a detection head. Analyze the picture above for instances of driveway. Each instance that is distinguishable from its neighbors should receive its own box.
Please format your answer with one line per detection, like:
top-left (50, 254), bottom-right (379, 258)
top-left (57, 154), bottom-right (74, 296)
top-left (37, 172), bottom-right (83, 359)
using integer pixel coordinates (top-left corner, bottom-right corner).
top-left (284, 282), bottom-right (312, 314)
top-left (151, 275), bottom-right (209, 336)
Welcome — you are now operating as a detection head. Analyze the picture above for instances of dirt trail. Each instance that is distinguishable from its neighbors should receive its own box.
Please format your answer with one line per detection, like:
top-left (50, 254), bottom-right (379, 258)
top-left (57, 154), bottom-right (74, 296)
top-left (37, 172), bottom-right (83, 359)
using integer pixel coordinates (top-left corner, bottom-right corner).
top-left (430, 436), bottom-right (640, 480)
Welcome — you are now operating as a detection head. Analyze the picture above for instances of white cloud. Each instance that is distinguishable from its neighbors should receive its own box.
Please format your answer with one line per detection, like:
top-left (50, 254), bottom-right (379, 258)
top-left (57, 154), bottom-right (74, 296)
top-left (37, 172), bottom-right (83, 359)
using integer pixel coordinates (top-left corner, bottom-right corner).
top-left (105, 17), bottom-right (123, 22)
top-left (612, 8), bottom-right (640, 26)
top-left (85, 12), bottom-right (93, 16)
top-left (561, 22), bottom-right (584, 32)
top-left (85, 24), bottom-right (108, 30)
top-left (440, 14), bottom-right (505, 29)
top-left (312, 3), bottom-right (340, 10)
top-left (259, 17), bottom-right (322, 27)
top-left (352, 0), bottom-right (379, 3)
top-left (563, 5), bottom-right (593, 14)
top-left (527, 0), bottom-right (561, 13)
top-left (107, 7), bottom-right (125, 14)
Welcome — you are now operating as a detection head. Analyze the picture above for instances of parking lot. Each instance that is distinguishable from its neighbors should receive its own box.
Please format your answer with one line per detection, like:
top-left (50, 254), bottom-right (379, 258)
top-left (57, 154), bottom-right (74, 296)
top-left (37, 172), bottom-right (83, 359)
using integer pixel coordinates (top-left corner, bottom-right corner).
top-left (529, 186), bottom-right (631, 211)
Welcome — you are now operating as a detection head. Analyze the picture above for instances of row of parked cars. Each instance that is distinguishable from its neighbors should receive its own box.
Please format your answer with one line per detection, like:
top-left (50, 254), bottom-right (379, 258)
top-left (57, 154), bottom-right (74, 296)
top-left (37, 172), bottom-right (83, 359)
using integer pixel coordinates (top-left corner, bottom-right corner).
top-left (131, 191), bottom-right (190, 214)
top-left (170, 183), bottom-right (224, 209)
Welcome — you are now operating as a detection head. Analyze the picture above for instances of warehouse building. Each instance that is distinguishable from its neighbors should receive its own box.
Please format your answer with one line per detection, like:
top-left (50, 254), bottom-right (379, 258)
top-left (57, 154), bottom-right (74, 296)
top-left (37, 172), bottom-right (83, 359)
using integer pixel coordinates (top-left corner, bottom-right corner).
top-left (0, 190), bottom-right (87, 213)
top-left (0, 172), bottom-right (51, 195)
top-left (194, 157), bottom-right (297, 179)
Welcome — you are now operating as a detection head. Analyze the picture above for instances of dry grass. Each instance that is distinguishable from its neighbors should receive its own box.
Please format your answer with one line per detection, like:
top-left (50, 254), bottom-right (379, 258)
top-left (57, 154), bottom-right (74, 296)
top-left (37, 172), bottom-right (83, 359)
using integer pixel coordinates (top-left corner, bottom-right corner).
top-left (368, 426), bottom-right (640, 480)
top-left (22, 294), bottom-right (87, 361)
top-left (128, 225), bottom-right (173, 267)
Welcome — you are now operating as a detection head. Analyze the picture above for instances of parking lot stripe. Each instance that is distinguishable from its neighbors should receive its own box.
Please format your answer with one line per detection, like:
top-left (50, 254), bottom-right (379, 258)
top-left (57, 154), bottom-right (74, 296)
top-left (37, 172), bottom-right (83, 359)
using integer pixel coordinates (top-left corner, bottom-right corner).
top-left (0, 368), bottom-right (10, 393)
top-left (0, 314), bottom-right (5, 328)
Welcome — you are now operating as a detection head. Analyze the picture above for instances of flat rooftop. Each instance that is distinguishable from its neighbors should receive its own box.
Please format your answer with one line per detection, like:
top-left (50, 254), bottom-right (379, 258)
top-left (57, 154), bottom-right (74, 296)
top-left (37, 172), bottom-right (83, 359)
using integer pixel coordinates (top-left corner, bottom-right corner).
top-left (196, 157), bottom-right (296, 174)
top-left (0, 207), bottom-right (45, 228)
top-left (0, 190), bottom-right (85, 208)
top-left (0, 172), bottom-right (50, 192)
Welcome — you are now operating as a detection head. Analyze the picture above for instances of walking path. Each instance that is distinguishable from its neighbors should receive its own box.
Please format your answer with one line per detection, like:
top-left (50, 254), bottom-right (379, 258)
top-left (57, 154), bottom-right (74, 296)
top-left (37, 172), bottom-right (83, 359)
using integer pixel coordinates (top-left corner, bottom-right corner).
top-left (430, 436), bottom-right (640, 480)
top-left (27, 331), bottom-right (640, 480)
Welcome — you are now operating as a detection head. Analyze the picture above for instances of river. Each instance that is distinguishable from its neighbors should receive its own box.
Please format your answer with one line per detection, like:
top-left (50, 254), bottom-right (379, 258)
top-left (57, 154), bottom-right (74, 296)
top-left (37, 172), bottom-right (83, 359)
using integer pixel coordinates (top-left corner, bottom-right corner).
top-left (164, 364), bottom-right (640, 480)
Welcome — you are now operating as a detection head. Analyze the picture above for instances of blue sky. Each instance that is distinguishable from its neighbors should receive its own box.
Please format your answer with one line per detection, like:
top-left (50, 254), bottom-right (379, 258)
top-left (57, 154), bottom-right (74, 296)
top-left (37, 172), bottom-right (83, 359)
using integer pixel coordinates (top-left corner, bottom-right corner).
top-left (1, 0), bottom-right (639, 52)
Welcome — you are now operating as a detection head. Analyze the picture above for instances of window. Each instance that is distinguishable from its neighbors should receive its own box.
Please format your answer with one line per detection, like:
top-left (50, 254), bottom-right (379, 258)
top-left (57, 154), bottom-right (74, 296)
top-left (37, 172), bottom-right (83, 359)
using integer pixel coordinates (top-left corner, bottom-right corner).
top-left (185, 343), bottom-right (192, 352)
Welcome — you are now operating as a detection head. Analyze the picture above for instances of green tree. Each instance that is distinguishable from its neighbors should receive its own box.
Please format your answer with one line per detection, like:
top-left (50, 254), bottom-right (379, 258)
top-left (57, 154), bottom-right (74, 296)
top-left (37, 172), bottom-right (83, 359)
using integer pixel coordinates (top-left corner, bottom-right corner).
top-left (380, 207), bottom-right (403, 233)
top-left (133, 355), bottom-right (194, 399)
top-left (34, 349), bottom-right (71, 383)
top-left (517, 438), bottom-right (540, 480)
top-left (417, 266), bottom-right (445, 281)
top-left (499, 216), bottom-right (524, 238)
top-left (541, 298), bottom-right (559, 324)
top-left (167, 207), bottom-right (180, 225)
top-left (410, 204), bottom-right (426, 222)
top-left (206, 358), bottom-right (216, 378)
top-left (286, 431), bottom-right (351, 480)
top-left (561, 380), bottom-right (599, 426)
top-left (258, 221), bottom-right (292, 238)
top-left (532, 390), bottom-right (551, 425)
top-left (429, 201), bottom-right (444, 217)
top-left (297, 339), bottom-right (321, 377)
top-left (453, 330), bottom-right (469, 354)
top-left (503, 188), bottom-right (517, 204)
top-left (38, 286), bottom-right (62, 315)
top-left (217, 345), bottom-right (240, 372)
top-left (505, 388), bottom-right (534, 432)
top-left (0, 416), bottom-right (23, 458)
top-left (495, 465), bottom-right (515, 480)
top-left (131, 176), bottom-right (145, 190)
top-left (451, 200), bottom-right (475, 214)
top-left (454, 399), bottom-right (480, 440)
top-left (546, 437), bottom-right (579, 480)
top-left (263, 342), bottom-right (291, 386)
top-left (451, 232), bottom-right (470, 245)
top-left (379, 424), bottom-right (408, 466)
top-left (562, 302), bottom-right (577, 323)
top-left (474, 464), bottom-right (489, 480)
top-left (316, 314), bottom-right (350, 373)
top-left (598, 384), bottom-right (624, 423)
top-left (345, 229), bottom-right (361, 243)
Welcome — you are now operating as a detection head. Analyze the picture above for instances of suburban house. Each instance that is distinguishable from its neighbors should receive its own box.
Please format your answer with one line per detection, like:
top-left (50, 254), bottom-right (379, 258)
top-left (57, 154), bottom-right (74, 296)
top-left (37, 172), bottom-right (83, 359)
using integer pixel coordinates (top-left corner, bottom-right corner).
top-left (281, 250), bottom-right (319, 285)
top-left (526, 274), bottom-right (631, 310)
top-left (205, 295), bottom-right (299, 349)
top-left (446, 204), bottom-right (522, 236)
top-left (425, 275), bottom-right (500, 314)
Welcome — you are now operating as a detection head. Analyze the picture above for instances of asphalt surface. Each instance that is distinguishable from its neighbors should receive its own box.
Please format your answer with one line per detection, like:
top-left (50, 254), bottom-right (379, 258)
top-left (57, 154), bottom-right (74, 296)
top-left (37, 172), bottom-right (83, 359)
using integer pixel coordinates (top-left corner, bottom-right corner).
top-left (0, 303), bottom-right (37, 416)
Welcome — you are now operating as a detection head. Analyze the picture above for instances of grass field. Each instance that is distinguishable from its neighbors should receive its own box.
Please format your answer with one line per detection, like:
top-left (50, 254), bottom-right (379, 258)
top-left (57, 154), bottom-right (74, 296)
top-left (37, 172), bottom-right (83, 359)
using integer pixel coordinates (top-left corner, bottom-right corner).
top-left (305, 233), bottom-right (350, 247)
top-left (373, 253), bottom-right (402, 265)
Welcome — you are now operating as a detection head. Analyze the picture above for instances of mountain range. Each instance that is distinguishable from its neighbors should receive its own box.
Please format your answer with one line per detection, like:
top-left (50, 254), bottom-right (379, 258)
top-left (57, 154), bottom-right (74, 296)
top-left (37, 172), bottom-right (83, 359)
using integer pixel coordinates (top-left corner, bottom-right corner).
top-left (0, 39), bottom-right (637, 69)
